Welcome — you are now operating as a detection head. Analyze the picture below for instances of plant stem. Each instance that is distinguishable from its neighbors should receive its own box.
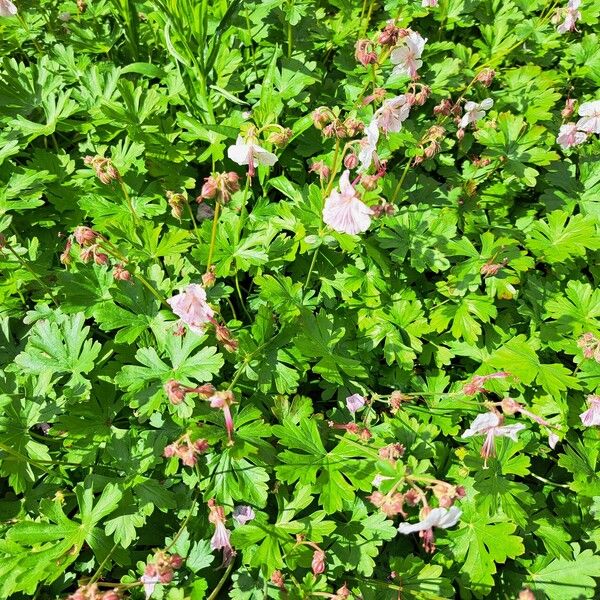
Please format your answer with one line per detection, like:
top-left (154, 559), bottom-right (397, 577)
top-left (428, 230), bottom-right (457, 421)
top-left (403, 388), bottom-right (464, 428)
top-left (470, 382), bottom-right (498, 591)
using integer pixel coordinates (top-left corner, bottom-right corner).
top-left (118, 179), bottom-right (139, 226)
top-left (206, 202), bottom-right (221, 272)
top-left (207, 561), bottom-right (234, 600)
top-left (304, 244), bottom-right (321, 289)
top-left (186, 199), bottom-right (203, 247)
top-left (89, 541), bottom-right (119, 585)
top-left (390, 157), bottom-right (413, 204)
top-left (324, 140), bottom-right (341, 198)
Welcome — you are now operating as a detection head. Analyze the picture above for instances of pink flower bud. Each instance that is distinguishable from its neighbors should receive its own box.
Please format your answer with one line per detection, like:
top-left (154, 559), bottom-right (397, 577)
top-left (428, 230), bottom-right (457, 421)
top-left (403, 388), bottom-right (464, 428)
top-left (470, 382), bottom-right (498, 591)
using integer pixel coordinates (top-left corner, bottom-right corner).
top-left (433, 99), bottom-right (452, 116)
top-left (74, 226), bottom-right (98, 246)
top-left (561, 98), bottom-right (576, 119)
top-left (476, 68), bottom-right (495, 87)
top-left (159, 570), bottom-right (173, 584)
top-left (518, 590), bottom-right (536, 600)
top-left (268, 127), bottom-right (293, 147)
top-left (361, 174), bottom-right (379, 191)
top-left (202, 268), bottom-right (216, 288)
top-left (344, 153), bottom-right (358, 169)
top-left (311, 549), bottom-right (326, 575)
top-left (312, 107), bottom-right (331, 130)
top-left (163, 444), bottom-right (177, 458)
top-left (60, 238), bottom-right (73, 265)
top-left (309, 161), bottom-right (331, 179)
top-left (271, 570), bottom-right (285, 589)
top-left (456, 128), bottom-right (465, 141)
top-left (194, 439), bottom-right (209, 453)
top-left (415, 86), bottom-right (430, 106)
top-left (103, 591), bottom-right (120, 600)
top-left (378, 21), bottom-right (402, 46)
top-left (93, 252), bottom-right (109, 266)
top-left (113, 263), bottom-right (131, 281)
top-left (355, 39), bottom-right (378, 66)
top-left (164, 380), bottom-right (187, 405)
top-left (170, 554), bottom-right (184, 569)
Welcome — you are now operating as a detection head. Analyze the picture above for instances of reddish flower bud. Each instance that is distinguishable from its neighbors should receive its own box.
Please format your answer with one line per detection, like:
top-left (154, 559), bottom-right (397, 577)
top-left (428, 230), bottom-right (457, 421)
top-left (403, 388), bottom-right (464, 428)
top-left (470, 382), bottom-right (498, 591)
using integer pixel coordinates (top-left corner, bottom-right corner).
top-left (343, 118), bottom-right (365, 137)
top-left (268, 127), bottom-right (293, 147)
top-left (476, 68), bottom-right (496, 87)
top-left (113, 263), bottom-right (131, 281)
top-left (170, 554), bottom-right (184, 569)
top-left (194, 439), bottom-right (209, 453)
top-left (309, 161), bottom-right (330, 179)
top-left (433, 99), bottom-right (453, 116)
top-left (103, 591), bottom-right (120, 600)
top-left (311, 549), bottom-right (326, 575)
top-left (94, 252), bottom-right (109, 266)
top-left (202, 267), bottom-right (216, 288)
top-left (159, 570), bottom-right (174, 584)
top-left (361, 174), bottom-right (379, 191)
top-left (199, 172), bottom-right (240, 205)
top-left (344, 153), bottom-right (359, 169)
top-left (164, 380), bottom-right (187, 405)
top-left (60, 238), bottom-right (73, 265)
top-left (456, 128), bottom-right (465, 141)
top-left (312, 107), bottom-right (332, 130)
top-left (271, 570), bottom-right (285, 589)
top-left (355, 39), bottom-right (378, 66)
top-left (74, 226), bottom-right (98, 246)
top-left (561, 98), bottom-right (576, 119)
top-left (518, 590), bottom-right (536, 600)
top-left (163, 443), bottom-right (177, 457)
top-left (378, 21), bottom-right (402, 46)
top-left (415, 86), bottom-right (431, 106)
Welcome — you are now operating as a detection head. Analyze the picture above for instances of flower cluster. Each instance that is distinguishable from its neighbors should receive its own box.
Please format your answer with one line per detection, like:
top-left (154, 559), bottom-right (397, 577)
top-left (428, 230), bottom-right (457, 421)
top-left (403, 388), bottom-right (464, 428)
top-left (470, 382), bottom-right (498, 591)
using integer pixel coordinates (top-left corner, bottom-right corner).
top-left (84, 155), bottom-right (120, 185)
top-left (67, 585), bottom-right (120, 600)
top-left (553, 0), bottom-right (581, 33)
top-left (141, 551), bottom-right (183, 599)
top-left (578, 332), bottom-right (600, 363)
top-left (557, 99), bottom-right (600, 149)
top-left (163, 434), bottom-right (209, 467)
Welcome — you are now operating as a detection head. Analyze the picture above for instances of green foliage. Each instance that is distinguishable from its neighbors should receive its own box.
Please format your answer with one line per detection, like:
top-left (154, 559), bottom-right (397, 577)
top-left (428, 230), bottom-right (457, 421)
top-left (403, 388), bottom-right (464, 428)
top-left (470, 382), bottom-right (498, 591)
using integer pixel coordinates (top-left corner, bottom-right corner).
top-left (1, 0), bottom-right (599, 599)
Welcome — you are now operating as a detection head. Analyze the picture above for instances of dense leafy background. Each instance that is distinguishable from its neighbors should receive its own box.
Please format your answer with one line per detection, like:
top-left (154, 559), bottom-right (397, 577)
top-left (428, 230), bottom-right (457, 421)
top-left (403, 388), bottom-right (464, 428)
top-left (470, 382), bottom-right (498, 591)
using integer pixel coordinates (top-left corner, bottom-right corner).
top-left (1, 0), bottom-right (600, 599)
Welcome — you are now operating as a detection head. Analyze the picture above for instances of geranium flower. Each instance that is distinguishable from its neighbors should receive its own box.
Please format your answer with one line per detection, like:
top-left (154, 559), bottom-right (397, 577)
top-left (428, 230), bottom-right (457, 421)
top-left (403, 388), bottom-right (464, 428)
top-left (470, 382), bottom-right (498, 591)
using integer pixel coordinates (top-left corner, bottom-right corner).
top-left (208, 390), bottom-right (236, 443)
top-left (232, 505), bottom-right (255, 525)
top-left (358, 119), bottom-right (380, 171)
top-left (346, 393), bottom-right (366, 413)
top-left (459, 98), bottom-right (494, 128)
top-left (462, 412), bottom-right (525, 468)
top-left (556, 0), bottom-right (581, 33)
top-left (227, 135), bottom-right (278, 177)
top-left (0, 0), bottom-right (17, 17)
top-left (557, 123), bottom-right (587, 149)
top-left (580, 395), bottom-right (600, 426)
top-left (576, 100), bottom-right (600, 134)
top-left (374, 94), bottom-right (411, 134)
top-left (323, 170), bottom-right (373, 235)
top-left (391, 30), bottom-right (427, 79)
top-left (208, 499), bottom-right (235, 565)
top-left (398, 507), bottom-right (461, 553)
top-left (167, 283), bottom-right (214, 335)
top-left (422, 0), bottom-right (438, 6)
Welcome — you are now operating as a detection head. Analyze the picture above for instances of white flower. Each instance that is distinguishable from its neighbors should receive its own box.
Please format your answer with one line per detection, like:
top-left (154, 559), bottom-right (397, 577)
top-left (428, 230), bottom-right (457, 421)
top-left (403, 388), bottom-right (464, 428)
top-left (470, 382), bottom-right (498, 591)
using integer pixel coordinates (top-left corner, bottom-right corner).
top-left (227, 135), bottom-right (277, 176)
top-left (390, 31), bottom-right (427, 79)
top-left (141, 573), bottom-right (161, 600)
top-left (557, 0), bottom-right (581, 33)
top-left (0, 0), bottom-right (17, 17)
top-left (556, 123), bottom-right (587, 149)
top-left (374, 95), bottom-right (411, 134)
top-left (576, 100), bottom-right (600, 135)
top-left (398, 506), bottom-right (462, 534)
top-left (462, 412), bottom-right (525, 468)
top-left (459, 98), bottom-right (494, 128)
top-left (346, 393), bottom-right (366, 413)
top-left (548, 432), bottom-right (559, 449)
top-left (323, 170), bottom-right (373, 235)
top-left (358, 119), bottom-right (380, 172)
top-left (422, 0), bottom-right (439, 6)
top-left (580, 395), bottom-right (600, 426)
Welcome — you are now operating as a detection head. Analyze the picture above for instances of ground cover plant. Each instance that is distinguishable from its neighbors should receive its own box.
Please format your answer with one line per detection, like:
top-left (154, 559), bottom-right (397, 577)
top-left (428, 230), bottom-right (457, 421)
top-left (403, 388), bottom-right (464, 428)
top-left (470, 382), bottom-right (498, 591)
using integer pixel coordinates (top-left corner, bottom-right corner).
top-left (1, 0), bottom-right (600, 598)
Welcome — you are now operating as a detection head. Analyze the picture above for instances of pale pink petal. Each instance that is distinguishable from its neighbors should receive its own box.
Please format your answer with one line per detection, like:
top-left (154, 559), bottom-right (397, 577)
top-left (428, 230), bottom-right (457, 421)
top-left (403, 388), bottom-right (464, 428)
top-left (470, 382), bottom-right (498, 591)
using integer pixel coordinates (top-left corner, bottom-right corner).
top-left (494, 423), bottom-right (526, 441)
top-left (346, 393), bottom-right (366, 413)
top-left (233, 505), bottom-right (256, 525)
top-left (462, 412), bottom-right (501, 437)
top-left (227, 136), bottom-right (251, 165)
top-left (0, 0), bottom-right (17, 16)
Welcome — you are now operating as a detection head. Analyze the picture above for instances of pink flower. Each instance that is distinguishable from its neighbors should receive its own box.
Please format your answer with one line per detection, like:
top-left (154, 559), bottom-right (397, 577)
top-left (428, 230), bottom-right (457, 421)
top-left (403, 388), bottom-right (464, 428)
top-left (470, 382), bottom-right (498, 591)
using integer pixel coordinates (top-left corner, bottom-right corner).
top-left (208, 390), bottom-right (236, 443)
top-left (374, 95), bottom-right (411, 134)
top-left (578, 332), bottom-right (600, 362)
top-left (462, 371), bottom-right (509, 395)
top-left (580, 395), bottom-right (600, 426)
top-left (0, 0), bottom-right (17, 17)
top-left (346, 393), bottom-right (366, 413)
top-left (167, 283), bottom-right (214, 335)
top-left (556, 0), bottom-right (581, 33)
top-left (358, 119), bottom-right (380, 171)
top-left (323, 170), bottom-right (373, 235)
top-left (390, 30), bottom-right (427, 79)
top-left (462, 412), bottom-right (525, 468)
top-left (422, 0), bottom-right (438, 5)
top-left (576, 100), bottom-right (600, 134)
top-left (227, 135), bottom-right (277, 177)
top-left (459, 98), bottom-right (494, 128)
top-left (557, 123), bottom-right (587, 149)
top-left (141, 565), bottom-right (161, 599)
top-left (208, 499), bottom-right (235, 565)
top-left (398, 507), bottom-right (461, 553)
top-left (233, 505), bottom-right (256, 525)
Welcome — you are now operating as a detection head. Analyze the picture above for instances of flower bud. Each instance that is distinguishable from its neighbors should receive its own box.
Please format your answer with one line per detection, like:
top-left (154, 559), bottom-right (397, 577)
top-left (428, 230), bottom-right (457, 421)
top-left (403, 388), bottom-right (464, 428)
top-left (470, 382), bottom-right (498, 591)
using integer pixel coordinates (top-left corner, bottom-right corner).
top-left (361, 174), bottom-right (379, 191)
top-left (103, 591), bottom-right (120, 600)
top-left (60, 238), bottom-right (73, 265)
top-left (415, 86), bottom-right (431, 106)
top-left (456, 128), bottom-right (465, 141)
top-left (202, 267), bottom-right (216, 288)
top-left (312, 107), bottom-right (331, 130)
top-left (268, 127), bottom-right (293, 147)
top-left (377, 21), bottom-right (401, 46)
top-left (334, 584), bottom-right (350, 600)
top-left (163, 443), bottom-right (177, 458)
top-left (166, 191), bottom-right (187, 220)
top-left (355, 39), bottom-right (378, 66)
top-left (199, 172), bottom-right (240, 205)
top-left (271, 570), bottom-right (285, 589)
top-left (170, 554), bottom-right (183, 569)
top-left (476, 68), bottom-right (495, 87)
top-left (501, 397), bottom-right (522, 415)
top-left (113, 263), bottom-right (131, 281)
top-left (74, 226), bottom-right (98, 247)
top-left (343, 118), bottom-right (365, 137)
top-left (405, 93), bottom-right (417, 106)
top-left (561, 98), bottom-right (576, 119)
top-left (164, 380), bottom-right (187, 405)
top-left (424, 141), bottom-right (440, 159)
top-left (518, 590), bottom-right (536, 600)
top-left (159, 570), bottom-right (174, 584)
top-left (433, 99), bottom-right (452, 116)
top-left (215, 323), bottom-right (239, 353)
top-left (94, 252), bottom-right (109, 266)
top-left (344, 153), bottom-right (359, 169)
top-left (194, 439), bottom-right (209, 453)
top-left (311, 549), bottom-right (326, 575)
top-left (413, 155), bottom-right (424, 165)
top-left (77, 0), bottom-right (86, 12)
top-left (309, 161), bottom-right (330, 179)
